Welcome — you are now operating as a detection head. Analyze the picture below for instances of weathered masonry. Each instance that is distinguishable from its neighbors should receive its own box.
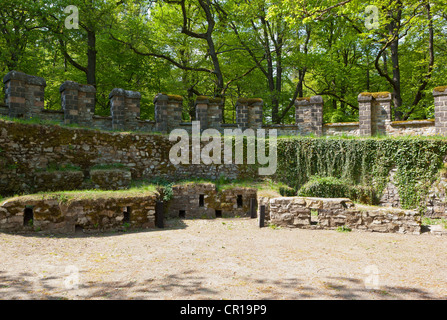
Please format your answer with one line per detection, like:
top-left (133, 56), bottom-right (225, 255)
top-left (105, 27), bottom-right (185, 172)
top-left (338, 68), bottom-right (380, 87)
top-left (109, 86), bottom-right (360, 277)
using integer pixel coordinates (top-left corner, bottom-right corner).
top-left (0, 183), bottom-right (258, 233)
top-left (0, 193), bottom-right (158, 233)
top-left (0, 191), bottom-right (421, 234)
top-left (2, 71), bottom-right (447, 137)
top-left (167, 183), bottom-right (257, 219)
top-left (263, 197), bottom-right (421, 235)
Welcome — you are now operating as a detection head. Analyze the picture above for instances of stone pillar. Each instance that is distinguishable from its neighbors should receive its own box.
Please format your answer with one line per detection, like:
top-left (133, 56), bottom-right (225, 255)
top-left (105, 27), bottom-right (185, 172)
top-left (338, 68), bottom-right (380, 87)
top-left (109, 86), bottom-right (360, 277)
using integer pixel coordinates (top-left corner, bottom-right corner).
top-left (295, 96), bottom-right (323, 136)
top-left (195, 96), bottom-right (209, 130)
top-left (3, 71), bottom-right (46, 119)
top-left (358, 93), bottom-right (373, 136)
top-left (109, 88), bottom-right (141, 131)
top-left (60, 81), bottom-right (96, 126)
top-left (434, 86), bottom-right (447, 136)
top-left (154, 93), bottom-right (183, 133)
top-left (358, 92), bottom-right (392, 136)
top-left (236, 98), bottom-right (263, 130)
top-left (195, 96), bottom-right (223, 130)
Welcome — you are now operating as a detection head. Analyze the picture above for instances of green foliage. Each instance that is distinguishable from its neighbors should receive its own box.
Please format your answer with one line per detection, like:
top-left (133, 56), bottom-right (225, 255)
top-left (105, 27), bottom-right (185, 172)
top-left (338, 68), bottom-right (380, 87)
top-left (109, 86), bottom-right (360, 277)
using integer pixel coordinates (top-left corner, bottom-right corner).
top-left (122, 222), bottom-right (131, 232)
top-left (0, 0), bottom-right (445, 122)
top-left (152, 178), bottom-right (174, 202)
top-left (336, 225), bottom-right (352, 233)
top-left (422, 217), bottom-right (447, 229)
top-left (297, 176), bottom-right (376, 205)
top-left (276, 137), bottom-right (447, 210)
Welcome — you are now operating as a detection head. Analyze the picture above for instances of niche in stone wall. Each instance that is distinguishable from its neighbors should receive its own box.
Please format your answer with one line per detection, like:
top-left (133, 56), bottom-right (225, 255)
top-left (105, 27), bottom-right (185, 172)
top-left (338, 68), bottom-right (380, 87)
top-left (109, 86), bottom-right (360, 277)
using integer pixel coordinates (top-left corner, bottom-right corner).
top-left (23, 206), bottom-right (33, 226)
top-left (237, 195), bottom-right (243, 208)
top-left (179, 210), bottom-right (186, 218)
top-left (123, 206), bottom-right (131, 223)
top-left (199, 195), bottom-right (205, 207)
top-left (311, 209), bottom-right (319, 226)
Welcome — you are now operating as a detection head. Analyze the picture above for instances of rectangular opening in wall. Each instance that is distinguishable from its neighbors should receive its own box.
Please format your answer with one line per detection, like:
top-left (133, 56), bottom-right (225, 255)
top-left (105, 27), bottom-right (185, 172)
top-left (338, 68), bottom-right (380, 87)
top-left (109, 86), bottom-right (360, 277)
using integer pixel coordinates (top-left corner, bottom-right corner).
top-left (237, 195), bottom-right (243, 208)
top-left (23, 206), bottom-right (33, 226)
top-left (215, 210), bottom-right (222, 218)
top-left (123, 206), bottom-right (131, 223)
top-left (199, 194), bottom-right (205, 207)
top-left (75, 225), bottom-right (84, 233)
top-left (179, 210), bottom-right (186, 218)
top-left (311, 209), bottom-right (319, 225)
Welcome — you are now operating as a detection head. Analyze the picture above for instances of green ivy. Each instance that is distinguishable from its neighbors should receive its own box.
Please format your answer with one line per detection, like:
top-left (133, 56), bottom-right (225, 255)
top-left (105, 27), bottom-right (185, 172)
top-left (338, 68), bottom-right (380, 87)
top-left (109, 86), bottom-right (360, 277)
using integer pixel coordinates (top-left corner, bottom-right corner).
top-left (275, 137), bottom-right (447, 210)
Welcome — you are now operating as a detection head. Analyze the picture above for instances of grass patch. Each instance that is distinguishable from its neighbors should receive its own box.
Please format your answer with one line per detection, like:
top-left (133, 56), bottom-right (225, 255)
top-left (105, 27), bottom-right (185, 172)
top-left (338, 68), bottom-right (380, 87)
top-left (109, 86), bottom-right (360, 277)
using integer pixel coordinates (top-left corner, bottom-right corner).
top-left (336, 225), bottom-right (352, 233)
top-left (422, 217), bottom-right (447, 229)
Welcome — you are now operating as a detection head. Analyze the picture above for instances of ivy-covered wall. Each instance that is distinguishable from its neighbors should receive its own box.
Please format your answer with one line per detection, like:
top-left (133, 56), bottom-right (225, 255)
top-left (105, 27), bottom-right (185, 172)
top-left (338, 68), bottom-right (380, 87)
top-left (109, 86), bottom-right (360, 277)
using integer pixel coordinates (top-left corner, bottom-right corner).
top-left (275, 137), bottom-right (447, 210)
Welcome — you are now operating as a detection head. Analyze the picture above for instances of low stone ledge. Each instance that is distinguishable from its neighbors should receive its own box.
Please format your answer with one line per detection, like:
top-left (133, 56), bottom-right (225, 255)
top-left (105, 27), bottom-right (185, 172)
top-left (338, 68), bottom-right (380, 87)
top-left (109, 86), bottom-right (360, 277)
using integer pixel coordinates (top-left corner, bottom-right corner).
top-left (324, 122), bottom-right (359, 127)
top-left (389, 119), bottom-right (435, 126)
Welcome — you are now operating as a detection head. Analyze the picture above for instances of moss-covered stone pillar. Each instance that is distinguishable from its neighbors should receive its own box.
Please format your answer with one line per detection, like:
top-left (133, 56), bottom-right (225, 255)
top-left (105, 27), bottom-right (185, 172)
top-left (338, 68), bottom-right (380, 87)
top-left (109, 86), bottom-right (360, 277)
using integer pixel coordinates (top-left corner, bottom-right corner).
top-left (434, 86), bottom-right (447, 136)
top-left (359, 92), bottom-right (392, 136)
top-left (3, 71), bottom-right (46, 119)
top-left (60, 81), bottom-right (96, 126)
top-left (295, 96), bottom-right (323, 136)
top-left (236, 98), bottom-right (263, 130)
top-left (109, 88), bottom-right (141, 131)
top-left (154, 93), bottom-right (183, 133)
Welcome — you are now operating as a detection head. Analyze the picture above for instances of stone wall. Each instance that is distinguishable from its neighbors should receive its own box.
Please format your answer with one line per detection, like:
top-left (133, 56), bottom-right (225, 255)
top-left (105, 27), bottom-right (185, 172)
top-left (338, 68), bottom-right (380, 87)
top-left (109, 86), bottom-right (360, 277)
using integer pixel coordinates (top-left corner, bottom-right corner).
top-left (0, 192), bottom-right (157, 233)
top-left (267, 196), bottom-right (421, 234)
top-left (167, 183), bottom-right (257, 219)
top-left (323, 122), bottom-right (360, 136)
top-left (0, 183), bottom-right (258, 234)
top-left (385, 119), bottom-right (436, 136)
top-left (379, 168), bottom-right (401, 208)
top-left (0, 119), bottom-right (256, 197)
top-left (2, 71), bottom-right (446, 137)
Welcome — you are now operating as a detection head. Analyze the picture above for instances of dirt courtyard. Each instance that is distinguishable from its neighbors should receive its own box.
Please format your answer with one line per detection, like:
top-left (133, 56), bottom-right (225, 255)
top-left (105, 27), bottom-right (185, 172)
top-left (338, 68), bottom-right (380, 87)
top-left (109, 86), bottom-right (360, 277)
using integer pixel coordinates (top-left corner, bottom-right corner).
top-left (0, 217), bottom-right (446, 300)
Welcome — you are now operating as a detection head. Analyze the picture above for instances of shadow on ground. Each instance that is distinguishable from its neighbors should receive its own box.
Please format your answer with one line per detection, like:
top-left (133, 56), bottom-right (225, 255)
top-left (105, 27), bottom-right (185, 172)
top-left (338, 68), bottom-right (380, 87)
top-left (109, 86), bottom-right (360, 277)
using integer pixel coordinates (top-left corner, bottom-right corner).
top-left (0, 269), bottom-right (439, 300)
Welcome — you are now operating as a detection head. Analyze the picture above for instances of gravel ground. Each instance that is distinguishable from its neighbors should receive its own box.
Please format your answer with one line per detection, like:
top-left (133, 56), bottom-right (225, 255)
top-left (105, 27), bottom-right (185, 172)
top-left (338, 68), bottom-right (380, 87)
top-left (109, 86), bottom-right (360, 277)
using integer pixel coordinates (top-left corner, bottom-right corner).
top-left (0, 217), bottom-right (446, 300)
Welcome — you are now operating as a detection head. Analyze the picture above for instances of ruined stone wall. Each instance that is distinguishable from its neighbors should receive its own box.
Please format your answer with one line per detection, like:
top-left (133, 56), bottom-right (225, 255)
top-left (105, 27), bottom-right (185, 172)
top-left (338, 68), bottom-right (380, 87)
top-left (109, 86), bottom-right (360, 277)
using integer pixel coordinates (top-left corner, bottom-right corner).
top-left (267, 197), bottom-right (421, 234)
top-left (167, 183), bottom-right (257, 219)
top-left (0, 193), bottom-right (157, 233)
top-left (2, 71), bottom-right (446, 137)
top-left (0, 119), bottom-right (256, 196)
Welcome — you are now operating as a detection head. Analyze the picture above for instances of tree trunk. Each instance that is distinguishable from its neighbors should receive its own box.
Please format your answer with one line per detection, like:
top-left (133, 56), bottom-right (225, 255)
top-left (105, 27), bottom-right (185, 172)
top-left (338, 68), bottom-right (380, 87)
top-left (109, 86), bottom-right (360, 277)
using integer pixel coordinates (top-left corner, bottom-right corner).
top-left (86, 29), bottom-right (97, 87)
top-left (389, 26), bottom-right (402, 120)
